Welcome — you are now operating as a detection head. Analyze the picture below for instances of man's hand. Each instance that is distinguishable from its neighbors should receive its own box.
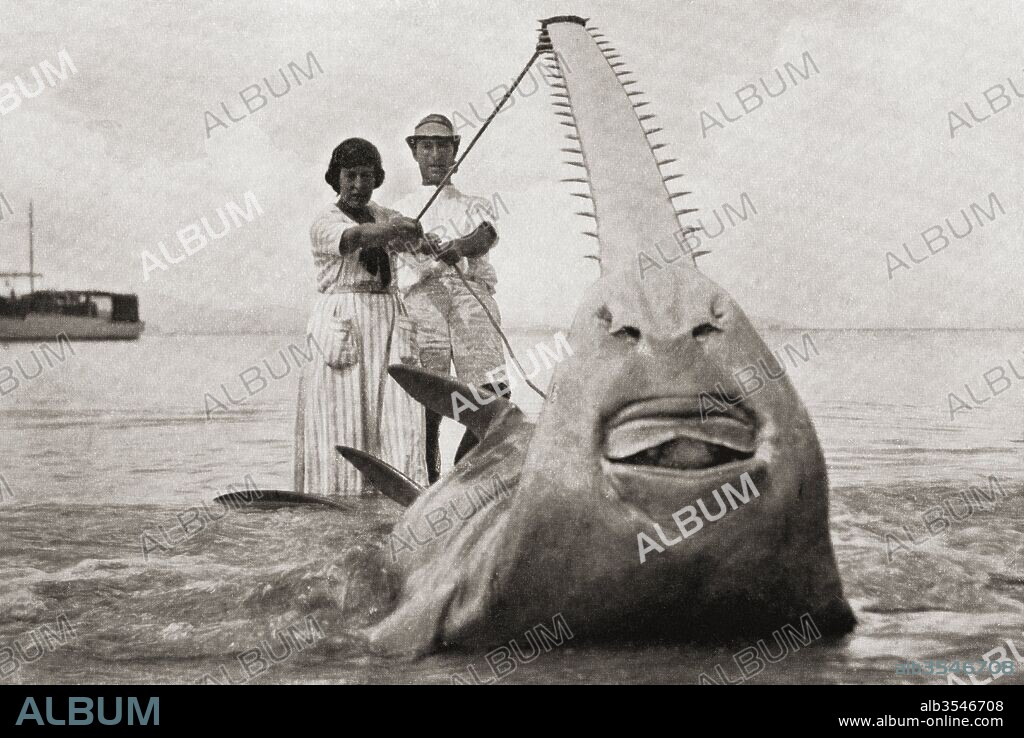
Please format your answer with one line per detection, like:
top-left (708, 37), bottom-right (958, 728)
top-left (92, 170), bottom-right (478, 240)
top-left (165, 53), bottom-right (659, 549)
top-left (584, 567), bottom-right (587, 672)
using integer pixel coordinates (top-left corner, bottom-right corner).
top-left (420, 232), bottom-right (444, 255)
top-left (437, 245), bottom-right (462, 265)
top-left (409, 232), bottom-right (460, 264)
top-left (435, 221), bottom-right (498, 262)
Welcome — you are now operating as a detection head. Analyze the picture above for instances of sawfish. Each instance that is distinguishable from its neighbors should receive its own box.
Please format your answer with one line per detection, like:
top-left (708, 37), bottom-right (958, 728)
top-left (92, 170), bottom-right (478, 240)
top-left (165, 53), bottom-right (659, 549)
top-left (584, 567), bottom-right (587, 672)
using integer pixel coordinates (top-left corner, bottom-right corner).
top-left (338, 15), bottom-right (855, 654)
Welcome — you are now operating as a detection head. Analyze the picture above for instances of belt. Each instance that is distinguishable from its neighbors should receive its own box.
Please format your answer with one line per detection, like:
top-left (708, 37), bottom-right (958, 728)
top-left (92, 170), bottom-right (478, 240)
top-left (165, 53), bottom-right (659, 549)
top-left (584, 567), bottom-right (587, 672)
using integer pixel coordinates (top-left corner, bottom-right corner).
top-left (411, 267), bottom-right (469, 289)
top-left (406, 271), bottom-right (494, 295)
top-left (321, 282), bottom-right (397, 295)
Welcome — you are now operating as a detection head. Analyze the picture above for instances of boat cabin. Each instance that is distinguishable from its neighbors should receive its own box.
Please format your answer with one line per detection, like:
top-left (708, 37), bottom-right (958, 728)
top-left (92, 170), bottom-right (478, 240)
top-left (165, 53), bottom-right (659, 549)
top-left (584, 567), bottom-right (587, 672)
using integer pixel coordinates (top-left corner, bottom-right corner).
top-left (0, 290), bottom-right (141, 322)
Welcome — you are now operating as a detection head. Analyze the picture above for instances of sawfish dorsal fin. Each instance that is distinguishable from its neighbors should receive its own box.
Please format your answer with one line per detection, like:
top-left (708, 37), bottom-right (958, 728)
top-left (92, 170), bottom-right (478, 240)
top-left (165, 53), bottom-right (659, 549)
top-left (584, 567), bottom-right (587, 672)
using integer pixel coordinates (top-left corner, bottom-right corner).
top-left (540, 16), bottom-right (702, 275)
top-left (387, 364), bottom-right (525, 439)
top-left (336, 445), bottom-right (424, 507)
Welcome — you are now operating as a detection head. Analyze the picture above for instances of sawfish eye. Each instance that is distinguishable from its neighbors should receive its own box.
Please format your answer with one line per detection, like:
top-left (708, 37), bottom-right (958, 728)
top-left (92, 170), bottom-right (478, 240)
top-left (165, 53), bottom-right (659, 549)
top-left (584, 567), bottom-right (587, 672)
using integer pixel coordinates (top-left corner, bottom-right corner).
top-left (596, 306), bottom-right (641, 343)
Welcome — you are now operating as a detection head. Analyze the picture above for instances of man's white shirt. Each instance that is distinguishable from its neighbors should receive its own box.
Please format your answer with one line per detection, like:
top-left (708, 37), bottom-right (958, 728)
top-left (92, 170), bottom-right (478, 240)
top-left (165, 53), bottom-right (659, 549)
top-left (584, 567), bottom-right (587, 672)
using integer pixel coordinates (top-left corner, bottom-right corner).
top-left (392, 184), bottom-right (499, 294)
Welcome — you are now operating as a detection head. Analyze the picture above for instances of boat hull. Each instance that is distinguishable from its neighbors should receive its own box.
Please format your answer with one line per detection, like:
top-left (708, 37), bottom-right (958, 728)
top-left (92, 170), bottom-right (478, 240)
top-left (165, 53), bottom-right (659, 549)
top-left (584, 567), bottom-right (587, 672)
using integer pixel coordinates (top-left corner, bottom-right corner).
top-left (0, 314), bottom-right (145, 341)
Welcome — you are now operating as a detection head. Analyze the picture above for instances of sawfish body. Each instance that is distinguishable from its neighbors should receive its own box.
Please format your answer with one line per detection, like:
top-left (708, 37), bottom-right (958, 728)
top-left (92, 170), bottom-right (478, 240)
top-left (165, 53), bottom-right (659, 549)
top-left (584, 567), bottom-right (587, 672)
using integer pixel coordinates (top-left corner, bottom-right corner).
top-left (344, 16), bottom-right (854, 654)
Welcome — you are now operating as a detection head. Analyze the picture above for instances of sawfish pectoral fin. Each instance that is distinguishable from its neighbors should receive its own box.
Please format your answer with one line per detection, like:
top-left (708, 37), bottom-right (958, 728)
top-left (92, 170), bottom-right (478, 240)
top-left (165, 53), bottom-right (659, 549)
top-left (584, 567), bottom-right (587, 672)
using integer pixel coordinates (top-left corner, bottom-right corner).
top-left (336, 446), bottom-right (424, 507)
top-left (212, 489), bottom-right (351, 511)
top-left (387, 364), bottom-right (524, 439)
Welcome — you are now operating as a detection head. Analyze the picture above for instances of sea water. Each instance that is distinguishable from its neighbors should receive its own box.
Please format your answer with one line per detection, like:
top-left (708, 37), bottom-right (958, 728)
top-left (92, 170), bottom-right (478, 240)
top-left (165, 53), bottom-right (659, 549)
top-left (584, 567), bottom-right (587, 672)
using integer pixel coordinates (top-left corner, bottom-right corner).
top-left (0, 330), bottom-right (1021, 684)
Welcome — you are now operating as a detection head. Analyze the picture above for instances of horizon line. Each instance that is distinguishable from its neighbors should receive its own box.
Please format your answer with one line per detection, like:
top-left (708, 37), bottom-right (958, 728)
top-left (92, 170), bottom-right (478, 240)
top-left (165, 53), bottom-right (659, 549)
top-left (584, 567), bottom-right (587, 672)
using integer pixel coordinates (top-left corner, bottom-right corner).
top-left (140, 325), bottom-right (1024, 336)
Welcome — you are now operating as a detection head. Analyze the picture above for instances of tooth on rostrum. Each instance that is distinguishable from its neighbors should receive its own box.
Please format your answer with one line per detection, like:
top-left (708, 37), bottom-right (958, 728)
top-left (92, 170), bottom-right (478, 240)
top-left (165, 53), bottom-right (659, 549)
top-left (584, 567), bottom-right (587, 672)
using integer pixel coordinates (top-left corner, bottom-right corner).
top-left (576, 211), bottom-right (597, 219)
top-left (662, 173), bottom-right (683, 182)
top-left (561, 147), bottom-right (583, 154)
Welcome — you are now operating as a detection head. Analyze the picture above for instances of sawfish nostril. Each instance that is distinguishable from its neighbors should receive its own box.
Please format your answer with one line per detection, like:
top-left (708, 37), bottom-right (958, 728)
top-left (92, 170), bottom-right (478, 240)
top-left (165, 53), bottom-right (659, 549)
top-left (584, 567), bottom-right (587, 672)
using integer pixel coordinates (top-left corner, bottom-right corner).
top-left (692, 322), bottom-right (721, 340)
top-left (615, 325), bottom-right (641, 341)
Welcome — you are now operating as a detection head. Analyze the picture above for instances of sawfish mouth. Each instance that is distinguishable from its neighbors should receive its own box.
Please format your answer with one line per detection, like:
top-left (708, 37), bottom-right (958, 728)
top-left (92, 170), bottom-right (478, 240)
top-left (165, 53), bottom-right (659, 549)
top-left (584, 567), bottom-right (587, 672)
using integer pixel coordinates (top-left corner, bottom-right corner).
top-left (603, 398), bottom-right (756, 476)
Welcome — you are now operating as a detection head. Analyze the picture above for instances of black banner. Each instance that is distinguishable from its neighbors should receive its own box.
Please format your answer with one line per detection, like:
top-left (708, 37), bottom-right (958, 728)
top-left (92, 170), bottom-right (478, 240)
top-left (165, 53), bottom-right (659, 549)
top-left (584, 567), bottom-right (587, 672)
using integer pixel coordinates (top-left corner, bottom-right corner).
top-left (0, 685), bottom-right (1017, 731)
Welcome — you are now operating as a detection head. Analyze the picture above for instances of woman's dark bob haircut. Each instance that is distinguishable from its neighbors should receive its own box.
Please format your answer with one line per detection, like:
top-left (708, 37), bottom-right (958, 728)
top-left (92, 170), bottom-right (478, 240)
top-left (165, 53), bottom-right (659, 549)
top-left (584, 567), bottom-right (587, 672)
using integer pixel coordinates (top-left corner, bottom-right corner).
top-left (325, 137), bottom-right (386, 192)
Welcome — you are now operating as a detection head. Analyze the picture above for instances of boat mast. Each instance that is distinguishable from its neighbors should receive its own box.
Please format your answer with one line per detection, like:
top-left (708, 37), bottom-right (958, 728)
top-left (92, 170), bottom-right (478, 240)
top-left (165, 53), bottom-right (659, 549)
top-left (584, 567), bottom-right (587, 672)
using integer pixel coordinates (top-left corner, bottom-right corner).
top-left (0, 200), bottom-right (42, 293)
top-left (28, 200), bottom-right (34, 295)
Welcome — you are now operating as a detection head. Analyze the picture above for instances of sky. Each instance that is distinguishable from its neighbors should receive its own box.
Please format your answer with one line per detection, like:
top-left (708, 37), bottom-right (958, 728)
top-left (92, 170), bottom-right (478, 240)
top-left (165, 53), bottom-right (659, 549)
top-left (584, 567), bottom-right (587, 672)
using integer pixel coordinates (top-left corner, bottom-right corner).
top-left (1, 0), bottom-right (1022, 330)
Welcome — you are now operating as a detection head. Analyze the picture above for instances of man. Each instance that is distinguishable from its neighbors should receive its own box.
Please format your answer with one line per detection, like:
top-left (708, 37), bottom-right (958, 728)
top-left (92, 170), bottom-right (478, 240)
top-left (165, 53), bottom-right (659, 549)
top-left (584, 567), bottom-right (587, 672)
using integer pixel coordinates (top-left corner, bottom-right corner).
top-left (393, 114), bottom-right (509, 483)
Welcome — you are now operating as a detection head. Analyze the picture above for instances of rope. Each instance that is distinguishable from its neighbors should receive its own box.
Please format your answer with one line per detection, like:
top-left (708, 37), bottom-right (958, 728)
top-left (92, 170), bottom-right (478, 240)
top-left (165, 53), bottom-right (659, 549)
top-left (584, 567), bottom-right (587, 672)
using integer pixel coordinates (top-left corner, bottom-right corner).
top-left (452, 264), bottom-right (547, 399)
top-left (414, 45), bottom-right (546, 222)
top-left (413, 42), bottom-right (550, 401)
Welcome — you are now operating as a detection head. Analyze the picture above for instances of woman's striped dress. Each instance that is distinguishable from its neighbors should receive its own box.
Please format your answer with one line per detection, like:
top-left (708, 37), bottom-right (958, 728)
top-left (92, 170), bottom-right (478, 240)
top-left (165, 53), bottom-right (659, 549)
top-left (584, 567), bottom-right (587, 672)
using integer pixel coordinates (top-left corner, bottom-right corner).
top-left (294, 200), bottom-right (427, 496)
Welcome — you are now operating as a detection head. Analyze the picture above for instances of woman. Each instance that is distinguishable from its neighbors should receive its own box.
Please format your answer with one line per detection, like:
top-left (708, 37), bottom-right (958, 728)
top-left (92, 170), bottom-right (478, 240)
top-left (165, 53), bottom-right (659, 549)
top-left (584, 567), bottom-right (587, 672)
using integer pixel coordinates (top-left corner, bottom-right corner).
top-left (294, 137), bottom-right (429, 496)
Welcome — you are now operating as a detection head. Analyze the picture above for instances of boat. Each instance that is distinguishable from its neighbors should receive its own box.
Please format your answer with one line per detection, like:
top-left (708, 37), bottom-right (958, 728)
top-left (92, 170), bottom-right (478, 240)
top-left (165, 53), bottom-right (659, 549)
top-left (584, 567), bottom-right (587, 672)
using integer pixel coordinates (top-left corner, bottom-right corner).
top-left (0, 201), bottom-right (144, 342)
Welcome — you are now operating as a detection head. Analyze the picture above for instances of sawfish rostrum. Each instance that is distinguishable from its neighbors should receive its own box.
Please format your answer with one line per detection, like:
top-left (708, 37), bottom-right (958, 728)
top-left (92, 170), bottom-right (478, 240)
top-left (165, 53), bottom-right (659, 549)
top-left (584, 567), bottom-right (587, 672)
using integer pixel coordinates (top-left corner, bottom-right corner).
top-left (344, 16), bottom-right (854, 654)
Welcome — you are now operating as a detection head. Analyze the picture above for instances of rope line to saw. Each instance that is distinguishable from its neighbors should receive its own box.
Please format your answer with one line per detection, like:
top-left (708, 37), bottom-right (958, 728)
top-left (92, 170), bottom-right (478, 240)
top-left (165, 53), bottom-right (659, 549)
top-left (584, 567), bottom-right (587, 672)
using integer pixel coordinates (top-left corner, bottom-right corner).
top-left (412, 39), bottom-right (551, 401)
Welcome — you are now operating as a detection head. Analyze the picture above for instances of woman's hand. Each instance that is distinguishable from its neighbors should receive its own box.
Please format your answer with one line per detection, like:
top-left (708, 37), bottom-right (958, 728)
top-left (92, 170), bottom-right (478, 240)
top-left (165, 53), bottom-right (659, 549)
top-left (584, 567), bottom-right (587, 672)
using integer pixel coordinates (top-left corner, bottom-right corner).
top-left (340, 218), bottom-right (422, 255)
top-left (384, 217), bottom-right (424, 253)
